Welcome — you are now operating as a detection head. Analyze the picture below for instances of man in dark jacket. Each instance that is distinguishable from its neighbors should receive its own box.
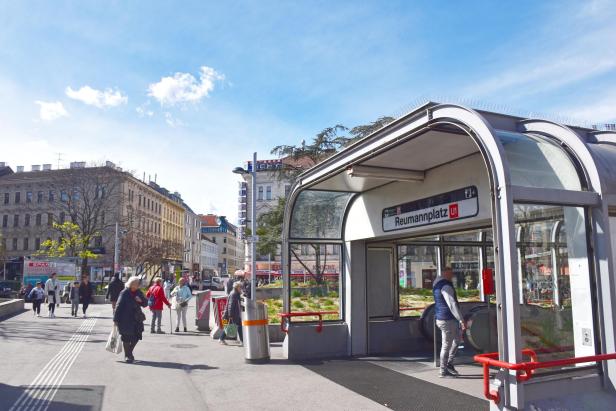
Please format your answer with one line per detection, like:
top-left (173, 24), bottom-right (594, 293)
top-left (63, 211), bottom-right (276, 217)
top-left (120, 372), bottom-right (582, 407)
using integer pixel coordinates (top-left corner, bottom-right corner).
top-left (114, 276), bottom-right (148, 363)
top-left (79, 276), bottom-right (93, 318)
top-left (219, 281), bottom-right (243, 346)
top-left (106, 273), bottom-right (125, 311)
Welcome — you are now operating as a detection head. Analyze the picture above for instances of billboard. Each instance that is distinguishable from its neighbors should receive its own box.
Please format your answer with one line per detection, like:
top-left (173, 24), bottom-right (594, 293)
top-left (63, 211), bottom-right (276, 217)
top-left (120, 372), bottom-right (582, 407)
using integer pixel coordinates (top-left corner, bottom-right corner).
top-left (23, 260), bottom-right (79, 286)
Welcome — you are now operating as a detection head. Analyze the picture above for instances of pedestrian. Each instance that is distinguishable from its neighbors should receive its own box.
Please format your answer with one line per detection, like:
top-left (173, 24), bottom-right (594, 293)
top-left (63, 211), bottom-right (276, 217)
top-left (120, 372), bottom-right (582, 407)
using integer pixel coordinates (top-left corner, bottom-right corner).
top-left (28, 282), bottom-right (45, 317)
top-left (171, 277), bottom-right (192, 333)
top-left (113, 276), bottom-right (148, 363)
top-left (163, 277), bottom-right (173, 300)
top-left (146, 277), bottom-right (171, 334)
top-left (224, 276), bottom-right (234, 295)
top-left (433, 266), bottom-right (466, 378)
top-left (70, 281), bottom-right (80, 317)
top-left (219, 281), bottom-right (243, 346)
top-left (241, 277), bottom-right (251, 299)
top-left (79, 276), bottom-right (93, 318)
top-left (106, 273), bottom-right (124, 311)
top-left (45, 273), bottom-right (61, 318)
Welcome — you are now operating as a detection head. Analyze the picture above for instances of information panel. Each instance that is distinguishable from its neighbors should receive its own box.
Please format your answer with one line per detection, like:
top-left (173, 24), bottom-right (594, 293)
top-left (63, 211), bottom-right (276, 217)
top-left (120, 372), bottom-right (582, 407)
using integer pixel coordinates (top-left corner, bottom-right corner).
top-left (382, 186), bottom-right (479, 232)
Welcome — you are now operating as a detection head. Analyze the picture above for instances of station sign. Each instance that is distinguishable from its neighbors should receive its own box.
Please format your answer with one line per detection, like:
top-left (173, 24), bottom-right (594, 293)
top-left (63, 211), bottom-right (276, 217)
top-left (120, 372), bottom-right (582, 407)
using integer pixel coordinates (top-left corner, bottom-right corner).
top-left (382, 186), bottom-right (479, 232)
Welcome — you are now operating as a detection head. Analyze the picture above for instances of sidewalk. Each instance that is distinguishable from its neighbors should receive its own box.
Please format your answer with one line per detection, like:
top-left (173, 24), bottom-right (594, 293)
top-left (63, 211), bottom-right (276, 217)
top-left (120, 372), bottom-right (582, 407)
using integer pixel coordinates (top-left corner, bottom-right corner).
top-left (0, 298), bottom-right (488, 410)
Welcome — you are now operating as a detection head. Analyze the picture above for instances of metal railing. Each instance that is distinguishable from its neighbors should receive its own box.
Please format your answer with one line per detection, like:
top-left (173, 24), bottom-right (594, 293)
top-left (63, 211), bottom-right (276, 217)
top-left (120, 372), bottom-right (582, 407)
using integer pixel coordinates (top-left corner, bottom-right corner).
top-left (474, 349), bottom-right (616, 404)
top-left (279, 311), bottom-right (339, 333)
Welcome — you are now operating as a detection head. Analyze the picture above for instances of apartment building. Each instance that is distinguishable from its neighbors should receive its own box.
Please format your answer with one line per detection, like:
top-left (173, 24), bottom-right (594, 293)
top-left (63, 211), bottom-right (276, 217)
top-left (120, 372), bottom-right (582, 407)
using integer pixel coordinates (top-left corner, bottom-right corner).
top-left (200, 214), bottom-right (243, 275)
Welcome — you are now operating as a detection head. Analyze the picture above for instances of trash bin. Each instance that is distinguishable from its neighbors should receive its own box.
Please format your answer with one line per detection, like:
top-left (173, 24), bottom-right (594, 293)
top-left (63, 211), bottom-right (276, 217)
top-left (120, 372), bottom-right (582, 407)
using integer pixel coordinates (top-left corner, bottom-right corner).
top-left (241, 296), bottom-right (270, 363)
top-left (194, 290), bottom-right (211, 331)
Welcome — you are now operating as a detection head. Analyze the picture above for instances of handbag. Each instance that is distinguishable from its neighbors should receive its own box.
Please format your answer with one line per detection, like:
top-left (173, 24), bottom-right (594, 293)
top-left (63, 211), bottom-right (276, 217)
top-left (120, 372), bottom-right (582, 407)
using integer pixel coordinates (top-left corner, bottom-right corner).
top-left (224, 323), bottom-right (238, 339)
top-left (180, 301), bottom-right (188, 308)
top-left (105, 325), bottom-right (123, 354)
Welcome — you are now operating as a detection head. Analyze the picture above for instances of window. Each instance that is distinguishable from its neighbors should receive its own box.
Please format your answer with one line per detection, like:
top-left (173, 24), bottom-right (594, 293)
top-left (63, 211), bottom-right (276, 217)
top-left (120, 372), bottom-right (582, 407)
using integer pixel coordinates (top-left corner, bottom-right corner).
top-left (24, 214), bottom-right (30, 227)
top-left (23, 238), bottom-right (29, 251)
top-left (60, 191), bottom-right (68, 202)
top-left (34, 238), bottom-right (40, 250)
top-left (35, 214), bottom-right (41, 226)
top-left (223, 247), bottom-right (227, 254)
top-left (26, 191), bottom-right (32, 203)
top-left (2, 215), bottom-right (7, 228)
top-left (289, 243), bottom-right (342, 321)
top-left (290, 190), bottom-right (354, 239)
top-left (13, 214), bottom-right (19, 227)
top-left (139, 195), bottom-right (142, 207)
top-left (14, 192), bottom-right (20, 204)
top-left (266, 186), bottom-right (272, 200)
top-left (1, 238), bottom-right (6, 251)
top-left (12, 238), bottom-right (17, 250)
top-left (37, 191), bottom-right (43, 203)
top-left (59, 212), bottom-right (65, 223)
top-left (48, 213), bottom-right (53, 226)
top-left (48, 190), bottom-right (54, 202)
top-left (257, 186), bottom-right (264, 201)
top-left (3, 193), bottom-right (8, 204)
top-left (94, 236), bottom-right (103, 247)
top-left (101, 211), bottom-right (105, 224)
top-left (515, 204), bottom-right (593, 372)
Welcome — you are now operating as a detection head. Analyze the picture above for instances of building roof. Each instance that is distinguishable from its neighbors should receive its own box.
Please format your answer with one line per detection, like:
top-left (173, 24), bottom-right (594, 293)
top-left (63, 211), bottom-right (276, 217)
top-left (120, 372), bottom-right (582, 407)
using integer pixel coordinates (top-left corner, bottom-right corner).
top-left (200, 214), bottom-right (220, 227)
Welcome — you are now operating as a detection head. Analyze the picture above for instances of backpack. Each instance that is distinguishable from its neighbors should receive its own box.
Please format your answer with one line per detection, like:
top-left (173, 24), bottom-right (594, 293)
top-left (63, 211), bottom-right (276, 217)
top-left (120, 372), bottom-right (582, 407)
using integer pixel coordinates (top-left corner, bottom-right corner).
top-left (147, 293), bottom-right (156, 307)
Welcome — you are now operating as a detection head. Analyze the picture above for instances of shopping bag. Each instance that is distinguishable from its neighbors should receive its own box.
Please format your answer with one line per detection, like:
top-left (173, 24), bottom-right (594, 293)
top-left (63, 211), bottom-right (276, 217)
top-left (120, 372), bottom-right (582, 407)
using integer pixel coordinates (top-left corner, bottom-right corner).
top-left (224, 323), bottom-right (238, 339)
top-left (105, 325), bottom-right (123, 354)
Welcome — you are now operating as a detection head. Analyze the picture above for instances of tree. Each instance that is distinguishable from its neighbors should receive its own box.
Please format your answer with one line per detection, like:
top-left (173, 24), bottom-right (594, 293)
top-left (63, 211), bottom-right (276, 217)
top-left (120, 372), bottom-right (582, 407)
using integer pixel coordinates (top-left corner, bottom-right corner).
top-left (255, 197), bottom-right (286, 258)
top-left (348, 116), bottom-right (395, 144)
top-left (46, 167), bottom-right (124, 275)
top-left (37, 222), bottom-right (99, 263)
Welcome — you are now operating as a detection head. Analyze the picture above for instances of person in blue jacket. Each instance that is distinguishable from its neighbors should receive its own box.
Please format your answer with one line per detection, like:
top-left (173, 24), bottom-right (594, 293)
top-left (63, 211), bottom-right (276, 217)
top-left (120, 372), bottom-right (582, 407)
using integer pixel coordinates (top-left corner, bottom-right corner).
top-left (28, 282), bottom-right (45, 317)
top-left (433, 267), bottom-right (466, 377)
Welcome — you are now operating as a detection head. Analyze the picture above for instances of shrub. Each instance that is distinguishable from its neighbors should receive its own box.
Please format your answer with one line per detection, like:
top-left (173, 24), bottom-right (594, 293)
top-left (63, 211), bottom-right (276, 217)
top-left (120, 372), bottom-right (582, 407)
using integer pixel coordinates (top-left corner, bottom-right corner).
top-left (292, 300), bottom-right (304, 309)
top-left (291, 290), bottom-right (303, 298)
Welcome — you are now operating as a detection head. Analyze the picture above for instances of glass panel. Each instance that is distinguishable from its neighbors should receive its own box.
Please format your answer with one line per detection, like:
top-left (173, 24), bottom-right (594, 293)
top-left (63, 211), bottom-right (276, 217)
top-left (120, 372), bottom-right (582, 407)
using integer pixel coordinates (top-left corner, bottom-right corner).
top-left (497, 131), bottom-right (582, 191)
top-left (442, 229), bottom-right (482, 242)
top-left (288, 243), bottom-right (342, 321)
top-left (290, 190), bottom-right (353, 239)
top-left (401, 234), bottom-right (440, 242)
top-left (515, 204), bottom-right (594, 372)
top-left (398, 245), bottom-right (438, 317)
top-left (443, 246), bottom-right (482, 302)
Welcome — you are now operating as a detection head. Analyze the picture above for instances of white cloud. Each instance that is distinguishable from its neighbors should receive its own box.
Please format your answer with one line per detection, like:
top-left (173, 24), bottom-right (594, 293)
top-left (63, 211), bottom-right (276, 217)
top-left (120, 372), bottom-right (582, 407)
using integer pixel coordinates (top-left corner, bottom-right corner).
top-left (65, 85), bottom-right (128, 108)
top-left (35, 101), bottom-right (68, 121)
top-left (147, 66), bottom-right (224, 106)
top-left (136, 105), bottom-right (154, 117)
top-left (164, 112), bottom-right (184, 127)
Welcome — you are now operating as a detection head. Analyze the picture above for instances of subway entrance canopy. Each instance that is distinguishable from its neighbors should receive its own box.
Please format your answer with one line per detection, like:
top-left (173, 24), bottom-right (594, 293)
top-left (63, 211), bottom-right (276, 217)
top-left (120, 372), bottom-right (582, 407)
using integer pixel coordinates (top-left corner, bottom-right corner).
top-left (280, 102), bottom-right (616, 409)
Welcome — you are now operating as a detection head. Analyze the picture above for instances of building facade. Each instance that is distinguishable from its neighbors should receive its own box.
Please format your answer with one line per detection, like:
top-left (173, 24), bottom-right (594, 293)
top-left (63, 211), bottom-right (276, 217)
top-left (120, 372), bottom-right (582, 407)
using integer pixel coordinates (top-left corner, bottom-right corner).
top-left (182, 204), bottom-right (201, 273)
top-left (200, 236), bottom-right (219, 276)
top-left (0, 161), bottom-right (191, 281)
top-left (200, 214), bottom-right (243, 275)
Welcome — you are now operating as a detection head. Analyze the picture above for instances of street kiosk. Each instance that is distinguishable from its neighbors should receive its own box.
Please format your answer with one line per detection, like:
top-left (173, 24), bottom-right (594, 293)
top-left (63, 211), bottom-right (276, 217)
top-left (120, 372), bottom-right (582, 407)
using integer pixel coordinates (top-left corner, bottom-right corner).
top-left (279, 102), bottom-right (616, 409)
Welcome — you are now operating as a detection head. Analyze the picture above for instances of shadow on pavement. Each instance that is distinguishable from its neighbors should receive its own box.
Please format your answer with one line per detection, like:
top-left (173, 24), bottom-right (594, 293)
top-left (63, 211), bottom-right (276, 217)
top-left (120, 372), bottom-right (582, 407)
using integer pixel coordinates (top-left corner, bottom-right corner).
top-left (120, 360), bottom-right (218, 371)
top-left (0, 383), bottom-right (104, 411)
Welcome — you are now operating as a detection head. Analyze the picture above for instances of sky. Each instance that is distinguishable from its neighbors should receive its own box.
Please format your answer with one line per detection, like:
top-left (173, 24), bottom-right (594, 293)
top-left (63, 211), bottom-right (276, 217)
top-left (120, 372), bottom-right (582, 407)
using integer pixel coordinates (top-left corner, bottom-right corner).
top-left (1, 1), bottom-right (615, 223)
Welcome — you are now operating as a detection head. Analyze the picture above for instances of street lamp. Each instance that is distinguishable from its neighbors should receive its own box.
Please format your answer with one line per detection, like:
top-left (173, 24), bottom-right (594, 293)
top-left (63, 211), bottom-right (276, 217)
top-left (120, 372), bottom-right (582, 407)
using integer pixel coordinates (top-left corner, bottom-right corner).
top-left (233, 152), bottom-right (257, 300)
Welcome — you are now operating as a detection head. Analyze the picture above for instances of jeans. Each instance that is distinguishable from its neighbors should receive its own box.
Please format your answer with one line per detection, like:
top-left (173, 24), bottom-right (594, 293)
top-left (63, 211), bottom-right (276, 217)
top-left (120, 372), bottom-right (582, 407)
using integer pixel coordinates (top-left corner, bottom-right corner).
top-left (71, 302), bottom-right (79, 316)
top-left (436, 319), bottom-right (459, 372)
top-left (151, 310), bottom-right (162, 330)
top-left (48, 302), bottom-right (56, 314)
top-left (33, 300), bottom-right (42, 314)
top-left (176, 306), bottom-right (188, 329)
top-left (82, 302), bottom-right (89, 315)
top-left (220, 323), bottom-right (243, 342)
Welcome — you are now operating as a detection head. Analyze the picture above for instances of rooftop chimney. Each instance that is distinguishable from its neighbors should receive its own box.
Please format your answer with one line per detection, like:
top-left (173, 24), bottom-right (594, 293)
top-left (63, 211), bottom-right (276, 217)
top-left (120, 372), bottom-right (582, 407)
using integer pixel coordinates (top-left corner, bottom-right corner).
top-left (42, 164), bottom-right (52, 171)
top-left (16, 166), bottom-right (24, 173)
top-left (31, 165), bottom-right (41, 171)
top-left (0, 162), bottom-right (5, 168)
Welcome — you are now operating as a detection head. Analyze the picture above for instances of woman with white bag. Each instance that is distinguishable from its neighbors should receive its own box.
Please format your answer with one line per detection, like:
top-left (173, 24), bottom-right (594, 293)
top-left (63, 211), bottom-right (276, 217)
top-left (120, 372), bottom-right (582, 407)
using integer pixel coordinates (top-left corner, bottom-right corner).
top-left (171, 277), bottom-right (192, 333)
top-left (112, 276), bottom-right (148, 363)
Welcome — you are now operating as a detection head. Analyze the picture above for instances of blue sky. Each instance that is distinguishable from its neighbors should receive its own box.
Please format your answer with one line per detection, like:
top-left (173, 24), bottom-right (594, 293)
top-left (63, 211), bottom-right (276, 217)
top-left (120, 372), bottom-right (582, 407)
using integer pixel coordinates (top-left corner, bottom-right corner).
top-left (1, 1), bottom-right (615, 222)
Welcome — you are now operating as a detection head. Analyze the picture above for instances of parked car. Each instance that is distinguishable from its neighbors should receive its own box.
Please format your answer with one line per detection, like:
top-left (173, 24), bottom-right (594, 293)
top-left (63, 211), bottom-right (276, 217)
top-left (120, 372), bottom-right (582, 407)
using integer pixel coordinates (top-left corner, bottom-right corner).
top-left (210, 277), bottom-right (225, 291)
top-left (0, 281), bottom-right (17, 298)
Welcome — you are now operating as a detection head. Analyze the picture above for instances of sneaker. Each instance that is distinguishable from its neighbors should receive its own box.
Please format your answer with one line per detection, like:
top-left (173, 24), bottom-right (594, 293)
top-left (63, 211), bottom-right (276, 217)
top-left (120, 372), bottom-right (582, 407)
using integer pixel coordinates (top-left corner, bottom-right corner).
top-left (150, 329), bottom-right (155, 334)
top-left (175, 328), bottom-right (179, 333)
top-left (184, 327), bottom-right (187, 332)
top-left (439, 369), bottom-right (453, 378)
top-left (83, 314), bottom-right (87, 319)
top-left (156, 330), bottom-right (165, 334)
top-left (447, 364), bottom-right (459, 377)
top-left (219, 340), bottom-right (227, 345)
top-left (125, 357), bottom-right (134, 364)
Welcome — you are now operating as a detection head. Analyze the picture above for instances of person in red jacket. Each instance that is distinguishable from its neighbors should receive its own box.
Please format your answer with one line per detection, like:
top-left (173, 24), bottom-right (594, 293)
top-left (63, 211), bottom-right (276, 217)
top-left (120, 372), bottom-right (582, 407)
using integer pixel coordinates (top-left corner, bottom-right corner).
top-left (146, 277), bottom-right (171, 334)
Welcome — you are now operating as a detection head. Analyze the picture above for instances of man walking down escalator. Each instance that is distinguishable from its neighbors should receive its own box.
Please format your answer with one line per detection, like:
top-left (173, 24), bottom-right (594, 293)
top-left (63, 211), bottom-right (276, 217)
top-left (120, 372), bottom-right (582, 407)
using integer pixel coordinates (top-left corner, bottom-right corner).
top-left (433, 267), bottom-right (466, 378)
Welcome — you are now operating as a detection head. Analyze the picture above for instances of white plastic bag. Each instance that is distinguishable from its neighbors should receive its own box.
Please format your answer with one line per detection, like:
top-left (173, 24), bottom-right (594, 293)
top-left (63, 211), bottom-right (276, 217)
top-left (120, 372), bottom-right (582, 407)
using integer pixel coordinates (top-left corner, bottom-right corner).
top-left (105, 325), bottom-right (123, 354)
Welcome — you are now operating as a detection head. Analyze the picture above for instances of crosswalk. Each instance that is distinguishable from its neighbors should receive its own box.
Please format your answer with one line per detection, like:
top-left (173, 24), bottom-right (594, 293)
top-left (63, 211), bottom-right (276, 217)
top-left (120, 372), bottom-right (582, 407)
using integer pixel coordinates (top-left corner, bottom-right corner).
top-left (9, 315), bottom-right (98, 411)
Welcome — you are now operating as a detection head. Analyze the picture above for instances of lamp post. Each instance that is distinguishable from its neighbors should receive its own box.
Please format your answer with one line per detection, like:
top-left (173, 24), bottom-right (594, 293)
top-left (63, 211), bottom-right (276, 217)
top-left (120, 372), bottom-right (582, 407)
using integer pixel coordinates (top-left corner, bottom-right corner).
top-left (233, 152), bottom-right (257, 300)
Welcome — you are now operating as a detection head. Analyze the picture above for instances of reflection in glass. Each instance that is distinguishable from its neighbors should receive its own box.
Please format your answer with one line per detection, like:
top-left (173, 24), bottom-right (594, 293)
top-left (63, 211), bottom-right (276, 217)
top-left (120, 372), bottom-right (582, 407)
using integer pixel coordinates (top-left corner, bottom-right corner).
top-left (290, 190), bottom-right (353, 239)
top-left (289, 243), bottom-right (342, 321)
top-left (398, 245), bottom-right (438, 318)
top-left (497, 131), bottom-right (582, 191)
top-left (515, 204), bottom-right (593, 372)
